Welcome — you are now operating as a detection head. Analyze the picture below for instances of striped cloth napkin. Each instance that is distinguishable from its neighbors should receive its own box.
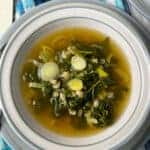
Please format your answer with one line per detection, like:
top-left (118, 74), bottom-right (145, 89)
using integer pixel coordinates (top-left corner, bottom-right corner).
top-left (0, 0), bottom-right (149, 150)
top-left (15, 0), bottom-right (128, 19)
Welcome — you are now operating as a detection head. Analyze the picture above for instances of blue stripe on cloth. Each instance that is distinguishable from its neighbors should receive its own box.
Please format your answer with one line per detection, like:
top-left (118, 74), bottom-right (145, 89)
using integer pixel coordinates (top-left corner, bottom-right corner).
top-left (115, 0), bottom-right (125, 10)
top-left (15, 0), bottom-right (25, 17)
top-left (21, 0), bottom-right (35, 11)
top-left (0, 138), bottom-right (12, 150)
top-left (15, 0), bottom-right (35, 19)
top-left (15, 0), bottom-right (126, 19)
top-left (35, 0), bottom-right (50, 5)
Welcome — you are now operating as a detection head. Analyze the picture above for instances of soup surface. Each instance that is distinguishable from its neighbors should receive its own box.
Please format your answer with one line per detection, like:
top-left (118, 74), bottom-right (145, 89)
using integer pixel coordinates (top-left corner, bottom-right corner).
top-left (21, 28), bottom-right (131, 137)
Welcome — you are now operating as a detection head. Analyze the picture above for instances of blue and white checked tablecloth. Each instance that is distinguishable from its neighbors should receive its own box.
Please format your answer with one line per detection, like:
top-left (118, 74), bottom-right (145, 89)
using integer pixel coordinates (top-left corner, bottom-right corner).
top-left (15, 0), bottom-right (127, 19)
top-left (0, 0), bottom-right (149, 150)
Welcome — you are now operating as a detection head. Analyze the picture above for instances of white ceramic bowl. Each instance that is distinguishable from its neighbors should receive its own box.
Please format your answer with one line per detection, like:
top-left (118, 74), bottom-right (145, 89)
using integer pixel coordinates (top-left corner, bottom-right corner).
top-left (0, 1), bottom-right (150, 149)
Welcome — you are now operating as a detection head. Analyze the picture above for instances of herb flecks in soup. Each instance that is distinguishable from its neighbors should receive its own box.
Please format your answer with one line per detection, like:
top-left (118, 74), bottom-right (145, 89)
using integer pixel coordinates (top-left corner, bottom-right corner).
top-left (21, 28), bottom-right (131, 137)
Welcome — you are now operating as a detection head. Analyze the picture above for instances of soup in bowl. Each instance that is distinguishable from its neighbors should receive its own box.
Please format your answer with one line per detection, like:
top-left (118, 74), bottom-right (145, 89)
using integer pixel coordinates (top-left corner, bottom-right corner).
top-left (21, 28), bottom-right (131, 137)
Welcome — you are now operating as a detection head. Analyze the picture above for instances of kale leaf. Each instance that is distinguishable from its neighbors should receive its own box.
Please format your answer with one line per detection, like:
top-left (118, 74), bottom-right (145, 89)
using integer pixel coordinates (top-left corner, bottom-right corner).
top-left (91, 100), bottom-right (113, 127)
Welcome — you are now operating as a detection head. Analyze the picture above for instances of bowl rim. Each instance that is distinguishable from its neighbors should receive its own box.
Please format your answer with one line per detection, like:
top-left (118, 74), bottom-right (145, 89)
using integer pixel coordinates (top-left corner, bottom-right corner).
top-left (9, 16), bottom-right (141, 145)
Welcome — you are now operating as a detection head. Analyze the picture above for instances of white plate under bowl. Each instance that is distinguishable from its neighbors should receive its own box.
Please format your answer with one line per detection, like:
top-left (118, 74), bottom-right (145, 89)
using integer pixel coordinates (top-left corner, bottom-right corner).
top-left (0, 1), bottom-right (150, 150)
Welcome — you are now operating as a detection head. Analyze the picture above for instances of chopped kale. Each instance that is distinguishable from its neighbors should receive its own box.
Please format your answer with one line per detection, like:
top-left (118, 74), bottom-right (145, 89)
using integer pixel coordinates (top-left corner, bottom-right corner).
top-left (41, 81), bottom-right (53, 98)
top-left (68, 97), bottom-right (82, 110)
top-left (22, 65), bottom-right (39, 82)
top-left (22, 36), bottom-right (129, 129)
top-left (91, 100), bottom-right (113, 127)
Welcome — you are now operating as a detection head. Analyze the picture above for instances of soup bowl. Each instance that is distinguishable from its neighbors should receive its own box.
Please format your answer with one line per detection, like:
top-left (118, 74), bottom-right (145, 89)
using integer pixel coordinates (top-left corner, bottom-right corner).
top-left (0, 1), bottom-right (150, 149)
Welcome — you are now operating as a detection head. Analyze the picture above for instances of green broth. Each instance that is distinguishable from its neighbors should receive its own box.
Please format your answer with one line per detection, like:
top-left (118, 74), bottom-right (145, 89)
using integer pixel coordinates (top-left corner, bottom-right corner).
top-left (21, 28), bottom-right (131, 137)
